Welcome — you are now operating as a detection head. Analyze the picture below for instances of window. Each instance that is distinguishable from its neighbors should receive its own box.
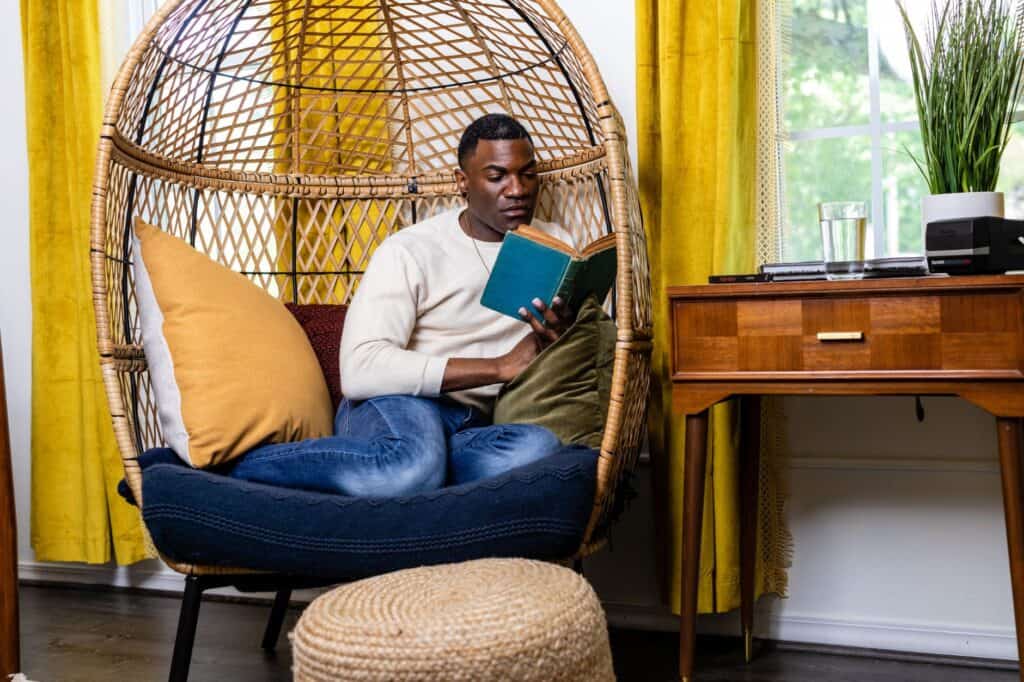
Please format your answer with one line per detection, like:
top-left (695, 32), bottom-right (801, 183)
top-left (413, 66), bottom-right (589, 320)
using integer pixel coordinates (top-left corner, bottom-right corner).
top-left (101, 0), bottom-right (162, 88)
top-left (781, 0), bottom-right (1024, 262)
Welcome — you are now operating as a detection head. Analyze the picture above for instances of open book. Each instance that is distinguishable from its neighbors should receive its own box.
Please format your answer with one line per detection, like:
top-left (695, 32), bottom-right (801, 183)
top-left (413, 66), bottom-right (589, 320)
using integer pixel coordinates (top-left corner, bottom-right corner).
top-left (480, 225), bottom-right (617, 321)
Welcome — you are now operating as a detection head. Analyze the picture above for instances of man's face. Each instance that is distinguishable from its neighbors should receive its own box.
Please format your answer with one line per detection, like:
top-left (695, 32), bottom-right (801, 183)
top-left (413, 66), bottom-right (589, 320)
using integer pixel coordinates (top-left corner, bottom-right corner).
top-left (455, 138), bottom-right (539, 238)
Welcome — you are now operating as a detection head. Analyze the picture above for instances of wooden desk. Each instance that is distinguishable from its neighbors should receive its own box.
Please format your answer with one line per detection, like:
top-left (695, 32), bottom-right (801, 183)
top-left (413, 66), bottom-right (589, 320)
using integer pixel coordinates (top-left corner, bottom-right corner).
top-left (669, 275), bottom-right (1024, 682)
top-left (0, 335), bottom-right (18, 676)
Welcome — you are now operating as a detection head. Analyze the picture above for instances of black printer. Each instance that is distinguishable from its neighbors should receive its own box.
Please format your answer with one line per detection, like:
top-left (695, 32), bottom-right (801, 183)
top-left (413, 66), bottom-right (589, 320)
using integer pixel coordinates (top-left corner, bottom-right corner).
top-left (925, 216), bottom-right (1024, 274)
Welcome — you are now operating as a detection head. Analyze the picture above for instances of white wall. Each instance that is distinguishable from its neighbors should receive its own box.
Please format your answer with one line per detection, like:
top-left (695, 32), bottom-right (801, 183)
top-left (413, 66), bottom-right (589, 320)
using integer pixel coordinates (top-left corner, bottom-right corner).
top-left (561, 0), bottom-right (638, 171)
top-left (2, 0), bottom-right (1017, 662)
top-left (694, 396), bottom-right (1016, 659)
top-left (1, 0), bottom-right (33, 566)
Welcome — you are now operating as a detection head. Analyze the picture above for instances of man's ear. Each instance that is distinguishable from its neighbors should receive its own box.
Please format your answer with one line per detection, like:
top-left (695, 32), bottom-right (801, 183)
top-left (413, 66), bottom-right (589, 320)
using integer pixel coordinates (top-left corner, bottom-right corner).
top-left (454, 167), bottom-right (467, 197)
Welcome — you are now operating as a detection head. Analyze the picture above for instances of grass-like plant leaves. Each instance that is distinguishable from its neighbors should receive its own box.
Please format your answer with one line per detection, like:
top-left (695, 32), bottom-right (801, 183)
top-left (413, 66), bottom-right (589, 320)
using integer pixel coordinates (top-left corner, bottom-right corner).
top-left (898, 0), bottom-right (1024, 193)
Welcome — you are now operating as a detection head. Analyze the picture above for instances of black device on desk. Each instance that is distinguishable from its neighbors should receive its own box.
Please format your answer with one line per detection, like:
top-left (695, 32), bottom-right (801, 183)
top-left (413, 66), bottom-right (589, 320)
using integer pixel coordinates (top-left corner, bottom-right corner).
top-left (926, 215), bottom-right (1024, 274)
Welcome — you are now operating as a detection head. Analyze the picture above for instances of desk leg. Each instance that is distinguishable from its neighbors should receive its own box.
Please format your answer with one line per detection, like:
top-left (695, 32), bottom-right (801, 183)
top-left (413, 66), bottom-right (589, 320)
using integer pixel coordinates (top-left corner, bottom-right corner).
top-left (740, 396), bottom-right (761, 663)
top-left (679, 410), bottom-right (709, 682)
top-left (997, 418), bottom-right (1024, 680)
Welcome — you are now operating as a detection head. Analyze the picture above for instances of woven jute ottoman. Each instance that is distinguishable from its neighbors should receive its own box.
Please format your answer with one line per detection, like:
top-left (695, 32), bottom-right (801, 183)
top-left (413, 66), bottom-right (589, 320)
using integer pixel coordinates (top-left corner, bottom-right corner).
top-left (290, 558), bottom-right (615, 681)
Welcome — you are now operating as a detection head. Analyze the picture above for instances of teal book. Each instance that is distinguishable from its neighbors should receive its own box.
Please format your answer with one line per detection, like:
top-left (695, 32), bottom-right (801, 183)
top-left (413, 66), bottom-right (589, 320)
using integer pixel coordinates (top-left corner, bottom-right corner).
top-left (480, 225), bottom-right (617, 321)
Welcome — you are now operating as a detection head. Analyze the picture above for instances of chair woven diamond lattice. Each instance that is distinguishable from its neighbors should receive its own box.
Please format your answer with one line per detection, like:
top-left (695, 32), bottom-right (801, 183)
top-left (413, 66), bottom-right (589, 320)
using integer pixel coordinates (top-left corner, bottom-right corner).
top-left (91, 1), bottom-right (651, 680)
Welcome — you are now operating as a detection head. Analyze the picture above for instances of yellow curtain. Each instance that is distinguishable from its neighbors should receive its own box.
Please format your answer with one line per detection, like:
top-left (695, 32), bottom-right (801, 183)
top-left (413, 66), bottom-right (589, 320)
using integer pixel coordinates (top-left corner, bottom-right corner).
top-left (637, 0), bottom-right (758, 613)
top-left (22, 0), bottom-right (149, 564)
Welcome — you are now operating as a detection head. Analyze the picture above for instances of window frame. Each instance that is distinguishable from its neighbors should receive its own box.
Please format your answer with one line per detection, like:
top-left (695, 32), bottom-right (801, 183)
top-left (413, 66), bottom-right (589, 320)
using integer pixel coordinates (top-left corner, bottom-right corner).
top-left (782, 0), bottom-right (1024, 260)
top-left (783, 0), bottom-right (921, 259)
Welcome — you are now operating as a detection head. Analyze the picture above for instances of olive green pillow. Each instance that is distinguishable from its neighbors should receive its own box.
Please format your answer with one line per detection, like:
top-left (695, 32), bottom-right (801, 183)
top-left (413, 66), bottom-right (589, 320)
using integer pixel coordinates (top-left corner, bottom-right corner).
top-left (492, 296), bottom-right (616, 448)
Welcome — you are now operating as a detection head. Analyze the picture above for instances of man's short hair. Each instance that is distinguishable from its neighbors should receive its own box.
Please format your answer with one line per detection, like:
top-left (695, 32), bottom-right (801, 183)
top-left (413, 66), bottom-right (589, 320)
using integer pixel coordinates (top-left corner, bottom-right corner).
top-left (457, 113), bottom-right (533, 169)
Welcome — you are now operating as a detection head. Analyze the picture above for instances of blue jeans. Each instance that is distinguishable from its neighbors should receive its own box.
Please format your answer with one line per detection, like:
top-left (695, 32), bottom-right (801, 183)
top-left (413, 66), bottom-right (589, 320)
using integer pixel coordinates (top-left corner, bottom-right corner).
top-left (226, 395), bottom-right (562, 497)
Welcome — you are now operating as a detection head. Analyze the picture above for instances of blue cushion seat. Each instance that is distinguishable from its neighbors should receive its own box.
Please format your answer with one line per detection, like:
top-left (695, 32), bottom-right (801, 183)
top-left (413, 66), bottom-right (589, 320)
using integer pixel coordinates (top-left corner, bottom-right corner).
top-left (121, 445), bottom-right (598, 580)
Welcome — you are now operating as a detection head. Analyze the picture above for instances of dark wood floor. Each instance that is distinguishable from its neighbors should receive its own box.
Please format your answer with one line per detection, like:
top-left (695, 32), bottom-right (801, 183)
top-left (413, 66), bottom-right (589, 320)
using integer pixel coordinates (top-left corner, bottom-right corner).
top-left (14, 583), bottom-right (1021, 681)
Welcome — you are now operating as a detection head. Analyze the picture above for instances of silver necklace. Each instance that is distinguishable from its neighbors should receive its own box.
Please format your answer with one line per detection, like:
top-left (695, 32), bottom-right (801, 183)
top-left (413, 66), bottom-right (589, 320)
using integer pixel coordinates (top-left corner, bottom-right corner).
top-left (462, 212), bottom-right (493, 275)
top-left (471, 235), bottom-right (492, 275)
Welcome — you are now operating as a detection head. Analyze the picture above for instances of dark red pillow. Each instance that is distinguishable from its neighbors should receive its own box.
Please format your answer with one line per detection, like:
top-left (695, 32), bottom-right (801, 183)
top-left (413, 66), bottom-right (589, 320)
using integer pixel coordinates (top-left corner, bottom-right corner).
top-left (285, 303), bottom-right (348, 412)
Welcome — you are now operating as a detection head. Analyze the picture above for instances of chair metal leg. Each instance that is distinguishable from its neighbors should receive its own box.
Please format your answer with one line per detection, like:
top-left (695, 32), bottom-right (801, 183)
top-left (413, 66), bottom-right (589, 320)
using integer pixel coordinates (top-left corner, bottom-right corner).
top-left (261, 588), bottom-right (292, 651)
top-left (169, 576), bottom-right (204, 682)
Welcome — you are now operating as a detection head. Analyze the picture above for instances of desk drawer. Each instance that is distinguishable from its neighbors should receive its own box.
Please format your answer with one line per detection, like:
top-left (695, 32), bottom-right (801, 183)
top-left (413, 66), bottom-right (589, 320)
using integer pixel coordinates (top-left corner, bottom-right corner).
top-left (672, 291), bottom-right (1023, 374)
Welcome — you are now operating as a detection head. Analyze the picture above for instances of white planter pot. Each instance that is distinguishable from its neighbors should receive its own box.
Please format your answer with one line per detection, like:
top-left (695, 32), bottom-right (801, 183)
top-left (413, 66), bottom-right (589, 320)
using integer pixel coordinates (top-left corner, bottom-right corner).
top-left (921, 191), bottom-right (1004, 231)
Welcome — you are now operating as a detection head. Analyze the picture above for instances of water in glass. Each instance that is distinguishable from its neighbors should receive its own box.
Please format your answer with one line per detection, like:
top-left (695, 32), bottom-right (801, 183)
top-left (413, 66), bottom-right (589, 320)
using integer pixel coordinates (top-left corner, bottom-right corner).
top-left (818, 202), bottom-right (867, 280)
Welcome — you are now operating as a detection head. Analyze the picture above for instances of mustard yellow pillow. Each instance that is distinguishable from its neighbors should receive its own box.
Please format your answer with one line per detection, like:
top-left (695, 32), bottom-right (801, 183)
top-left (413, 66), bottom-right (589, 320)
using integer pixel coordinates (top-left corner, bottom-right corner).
top-left (132, 218), bottom-right (332, 468)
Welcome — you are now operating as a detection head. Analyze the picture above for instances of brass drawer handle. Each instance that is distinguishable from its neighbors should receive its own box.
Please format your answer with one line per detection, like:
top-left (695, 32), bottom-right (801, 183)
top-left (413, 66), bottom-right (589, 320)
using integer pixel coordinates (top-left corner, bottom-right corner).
top-left (817, 331), bottom-right (864, 342)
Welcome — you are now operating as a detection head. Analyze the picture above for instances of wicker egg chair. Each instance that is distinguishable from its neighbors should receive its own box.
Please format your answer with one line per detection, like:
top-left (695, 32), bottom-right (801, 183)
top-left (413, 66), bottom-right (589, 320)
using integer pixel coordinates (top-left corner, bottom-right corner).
top-left (91, 1), bottom-right (651, 679)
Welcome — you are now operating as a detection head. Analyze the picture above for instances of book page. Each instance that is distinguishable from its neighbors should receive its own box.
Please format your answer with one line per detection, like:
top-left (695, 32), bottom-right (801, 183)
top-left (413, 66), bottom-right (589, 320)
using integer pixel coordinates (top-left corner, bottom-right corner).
top-left (514, 225), bottom-right (579, 257)
top-left (580, 232), bottom-right (616, 259)
top-left (516, 224), bottom-right (616, 260)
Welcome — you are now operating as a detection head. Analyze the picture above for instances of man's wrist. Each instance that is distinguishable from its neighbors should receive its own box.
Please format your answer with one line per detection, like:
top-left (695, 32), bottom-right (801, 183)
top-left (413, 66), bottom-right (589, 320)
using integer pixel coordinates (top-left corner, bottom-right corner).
top-left (441, 356), bottom-right (510, 392)
top-left (494, 354), bottom-right (512, 384)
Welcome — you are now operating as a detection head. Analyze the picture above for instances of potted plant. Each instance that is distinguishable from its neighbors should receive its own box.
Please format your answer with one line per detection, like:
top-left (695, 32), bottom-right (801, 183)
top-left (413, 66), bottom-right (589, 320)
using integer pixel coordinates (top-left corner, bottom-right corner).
top-left (899, 0), bottom-right (1024, 230)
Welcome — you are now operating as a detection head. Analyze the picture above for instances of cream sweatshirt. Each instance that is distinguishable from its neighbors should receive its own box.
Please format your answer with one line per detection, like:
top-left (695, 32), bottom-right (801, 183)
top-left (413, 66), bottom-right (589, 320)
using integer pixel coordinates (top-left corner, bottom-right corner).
top-left (339, 207), bottom-right (574, 411)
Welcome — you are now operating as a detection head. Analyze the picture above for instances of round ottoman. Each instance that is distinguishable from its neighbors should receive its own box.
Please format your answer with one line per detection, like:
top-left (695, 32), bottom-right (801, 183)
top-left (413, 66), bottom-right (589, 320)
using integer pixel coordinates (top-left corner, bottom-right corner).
top-left (290, 558), bottom-right (615, 681)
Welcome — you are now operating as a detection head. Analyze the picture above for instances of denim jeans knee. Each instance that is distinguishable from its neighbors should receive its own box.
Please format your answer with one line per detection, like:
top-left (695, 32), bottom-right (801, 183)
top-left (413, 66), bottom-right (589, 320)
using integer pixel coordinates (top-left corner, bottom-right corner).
top-left (447, 423), bottom-right (562, 486)
top-left (338, 433), bottom-right (447, 497)
top-left (227, 433), bottom-right (447, 497)
top-left (229, 394), bottom-right (451, 497)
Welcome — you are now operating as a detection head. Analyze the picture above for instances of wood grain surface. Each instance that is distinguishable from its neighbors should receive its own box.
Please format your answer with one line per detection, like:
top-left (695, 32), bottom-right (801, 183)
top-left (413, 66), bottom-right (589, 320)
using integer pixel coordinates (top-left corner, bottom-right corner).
top-left (0, 335), bottom-right (19, 676)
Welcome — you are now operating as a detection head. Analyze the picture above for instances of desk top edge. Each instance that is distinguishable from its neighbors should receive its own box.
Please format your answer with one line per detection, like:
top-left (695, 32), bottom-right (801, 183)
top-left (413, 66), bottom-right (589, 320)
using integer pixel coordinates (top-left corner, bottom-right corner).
top-left (667, 274), bottom-right (1024, 299)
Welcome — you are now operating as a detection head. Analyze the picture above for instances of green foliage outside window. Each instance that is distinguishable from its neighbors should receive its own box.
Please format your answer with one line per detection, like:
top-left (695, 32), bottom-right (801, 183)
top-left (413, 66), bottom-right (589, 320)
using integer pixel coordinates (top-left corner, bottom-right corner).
top-left (781, 0), bottom-right (1024, 262)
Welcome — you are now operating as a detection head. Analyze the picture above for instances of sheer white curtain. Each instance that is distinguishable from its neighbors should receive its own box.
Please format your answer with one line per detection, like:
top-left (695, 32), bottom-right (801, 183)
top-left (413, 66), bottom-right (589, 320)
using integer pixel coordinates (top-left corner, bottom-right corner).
top-left (99, 0), bottom-right (161, 91)
top-left (756, 0), bottom-right (786, 267)
top-left (754, 0), bottom-right (792, 597)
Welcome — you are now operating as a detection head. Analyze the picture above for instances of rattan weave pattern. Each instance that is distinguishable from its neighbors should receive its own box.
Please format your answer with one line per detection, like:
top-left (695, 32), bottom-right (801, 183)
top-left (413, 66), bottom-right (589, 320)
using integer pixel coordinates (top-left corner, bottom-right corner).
top-left (115, 0), bottom-right (601, 175)
top-left (91, 0), bottom-right (651, 575)
top-left (290, 558), bottom-right (615, 681)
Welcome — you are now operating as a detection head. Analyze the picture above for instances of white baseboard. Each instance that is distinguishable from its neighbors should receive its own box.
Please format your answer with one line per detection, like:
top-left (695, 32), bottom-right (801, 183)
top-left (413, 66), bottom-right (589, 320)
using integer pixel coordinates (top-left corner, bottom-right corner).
top-left (20, 561), bottom-right (1017, 662)
top-left (17, 560), bottom-right (328, 603)
top-left (787, 456), bottom-right (999, 474)
top-left (756, 612), bottom-right (1016, 662)
top-left (602, 601), bottom-right (1018, 662)
top-left (18, 560), bottom-right (181, 591)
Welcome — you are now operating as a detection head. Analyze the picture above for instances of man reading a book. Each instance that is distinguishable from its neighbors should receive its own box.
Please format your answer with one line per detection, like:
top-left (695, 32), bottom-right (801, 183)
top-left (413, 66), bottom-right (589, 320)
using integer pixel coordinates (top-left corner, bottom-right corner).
top-left (228, 114), bottom-right (577, 497)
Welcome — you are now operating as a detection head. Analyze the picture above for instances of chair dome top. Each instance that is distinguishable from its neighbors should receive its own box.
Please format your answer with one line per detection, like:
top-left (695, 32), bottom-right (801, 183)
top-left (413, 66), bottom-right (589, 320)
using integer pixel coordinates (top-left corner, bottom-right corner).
top-left (113, 0), bottom-right (610, 180)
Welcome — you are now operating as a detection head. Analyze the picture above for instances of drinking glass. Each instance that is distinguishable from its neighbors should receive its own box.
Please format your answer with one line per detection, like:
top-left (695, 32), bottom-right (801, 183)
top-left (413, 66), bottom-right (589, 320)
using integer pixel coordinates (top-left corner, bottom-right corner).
top-left (818, 201), bottom-right (868, 280)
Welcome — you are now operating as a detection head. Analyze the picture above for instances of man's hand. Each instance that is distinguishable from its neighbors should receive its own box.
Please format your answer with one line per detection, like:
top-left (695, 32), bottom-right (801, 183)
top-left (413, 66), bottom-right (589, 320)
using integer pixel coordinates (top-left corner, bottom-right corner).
top-left (496, 332), bottom-right (543, 383)
top-left (441, 297), bottom-right (576, 391)
top-left (494, 296), bottom-right (574, 382)
top-left (517, 296), bottom-right (573, 346)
